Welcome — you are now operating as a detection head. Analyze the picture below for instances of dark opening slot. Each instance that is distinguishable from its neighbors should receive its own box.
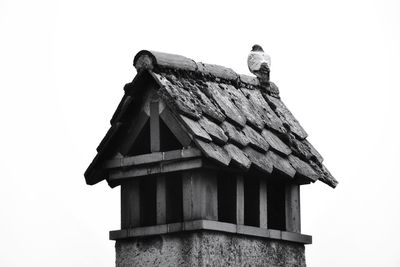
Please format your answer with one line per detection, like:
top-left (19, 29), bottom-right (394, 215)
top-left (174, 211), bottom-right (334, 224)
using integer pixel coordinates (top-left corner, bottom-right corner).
top-left (267, 181), bottom-right (286, 230)
top-left (160, 119), bottom-right (182, 151)
top-left (244, 176), bottom-right (259, 227)
top-left (166, 174), bottom-right (183, 223)
top-left (217, 173), bottom-right (236, 224)
top-left (129, 120), bottom-right (151, 156)
top-left (139, 177), bottom-right (156, 226)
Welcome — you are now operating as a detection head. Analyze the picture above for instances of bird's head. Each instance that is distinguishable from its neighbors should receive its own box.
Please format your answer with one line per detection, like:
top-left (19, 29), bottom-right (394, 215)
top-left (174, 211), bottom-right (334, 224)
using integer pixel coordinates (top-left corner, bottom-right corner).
top-left (251, 44), bottom-right (264, 52)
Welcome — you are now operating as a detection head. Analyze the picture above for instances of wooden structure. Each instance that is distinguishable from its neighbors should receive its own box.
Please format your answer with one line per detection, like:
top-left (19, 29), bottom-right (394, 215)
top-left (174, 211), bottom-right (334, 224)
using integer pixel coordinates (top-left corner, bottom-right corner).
top-left (85, 50), bottom-right (337, 247)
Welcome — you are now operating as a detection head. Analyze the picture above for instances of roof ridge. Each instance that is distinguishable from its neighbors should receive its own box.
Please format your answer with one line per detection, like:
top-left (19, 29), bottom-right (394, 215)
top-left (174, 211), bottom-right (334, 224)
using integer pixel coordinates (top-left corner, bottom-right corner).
top-left (133, 50), bottom-right (279, 97)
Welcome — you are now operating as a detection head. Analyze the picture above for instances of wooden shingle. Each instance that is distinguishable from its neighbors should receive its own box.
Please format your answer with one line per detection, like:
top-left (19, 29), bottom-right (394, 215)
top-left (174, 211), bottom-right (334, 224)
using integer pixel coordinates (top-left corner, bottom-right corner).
top-left (288, 154), bottom-right (319, 181)
top-left (221, 121), bottom-right (250, 148)
top-left (224, 143), bottom-right (251, 170)
top-left (242, 125), bottom-right (269, 152)
top-left (265, 95), bottom-right (308, 140)
top-left (243, 147), bottom-right (273, 174)
top-left (204, 82), bottom-right (246, 127)
top-left (180, 115), bottom-right (212, 142)
top-left (262, 129), bottom-right (291, 156)
top-left (198, 117), bottom-right (228, 145)
top-left (267, 151), bottom-right (296, 178)
top-left (194, 138), bottom-right (230, 166)
top-left (241, 88), bottom-right (284, 133)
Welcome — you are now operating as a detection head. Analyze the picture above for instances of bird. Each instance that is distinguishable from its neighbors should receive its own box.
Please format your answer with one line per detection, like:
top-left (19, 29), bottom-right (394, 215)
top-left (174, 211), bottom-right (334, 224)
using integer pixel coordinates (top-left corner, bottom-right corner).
top-left (248, 44), bottom-right (271, 85)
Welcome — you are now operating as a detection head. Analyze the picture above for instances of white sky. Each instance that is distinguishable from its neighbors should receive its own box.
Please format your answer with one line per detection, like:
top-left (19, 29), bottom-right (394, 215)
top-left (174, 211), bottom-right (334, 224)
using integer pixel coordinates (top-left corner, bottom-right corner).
top-left (1, 0), bottom-right (400, 266)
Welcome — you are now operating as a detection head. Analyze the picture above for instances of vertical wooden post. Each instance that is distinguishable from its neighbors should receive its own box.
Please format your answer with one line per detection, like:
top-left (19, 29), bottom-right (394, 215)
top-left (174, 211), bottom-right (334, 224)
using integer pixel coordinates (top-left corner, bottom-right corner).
top-left (182, 170), bottom-right (218, 221)
top-left (150, 101), bottom-right (160, 152)
top-left (259, 178), bottom-right (268, 228)
top-left (236, 175), bottom-right (244, 225)
top-left (156, 175), bottom-right (167, 225)
top-left (121, 180), bottom-right (141, 228)
top-left (285, 183), bottom-right (301, 233)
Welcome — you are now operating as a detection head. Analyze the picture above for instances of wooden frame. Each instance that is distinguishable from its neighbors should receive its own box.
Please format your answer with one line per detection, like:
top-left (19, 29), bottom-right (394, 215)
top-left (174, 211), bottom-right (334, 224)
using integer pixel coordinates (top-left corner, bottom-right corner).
top-left (119, 111), bottom-right (149, 155)
top-left (104, 148), bottom-right (201, 169)
top-left (150, 101), bottom-right (160, 152)
top-left (121, 180), bottom-right (141, 228)
top-left (182, 170), bottom-right (218, 221)
top-left (160, 107), bottom-right (191, 147)
top-left (110, 220), bottom-right (312, 244)
top-left (285, 183), bottom-right (301, 233)
top-left (259, 178), bottom-right (268, 228)
top-left (236, 175), bottom-right (244, 225)
top-left (109, 158), bottom-right (203, 182)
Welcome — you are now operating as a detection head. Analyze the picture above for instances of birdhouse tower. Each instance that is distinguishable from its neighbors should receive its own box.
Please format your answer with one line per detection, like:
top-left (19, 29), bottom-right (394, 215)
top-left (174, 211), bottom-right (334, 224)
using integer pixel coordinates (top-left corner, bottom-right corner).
top-left (85, 50), bottom-right (337, 267)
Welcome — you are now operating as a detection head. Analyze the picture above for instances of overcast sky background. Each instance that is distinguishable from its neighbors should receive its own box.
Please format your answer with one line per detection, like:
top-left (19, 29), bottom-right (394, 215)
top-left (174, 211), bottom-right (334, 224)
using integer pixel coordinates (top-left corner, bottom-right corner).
top-left (1, 0), bottom-right (400, 266)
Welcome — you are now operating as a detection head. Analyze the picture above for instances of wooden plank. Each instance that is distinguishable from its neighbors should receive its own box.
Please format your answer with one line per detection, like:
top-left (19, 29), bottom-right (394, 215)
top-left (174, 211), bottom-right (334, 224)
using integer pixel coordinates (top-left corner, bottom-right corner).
top-left (198, 117), bottom-right (228, 145)
top-left (236, 175), bottom-right (244, 225)
top-left (104, 148), bottom-right (201, 169)
top-left (156, 175), bottom-right (167, 225)
top-left (285, 183), bottom-right (301, 233)
top-left (259, 178), bottom-right (268, 228)
top-left (150, 101), bottom-right (160, 152)
top-left (109, 220), bottom-right (312, 244)
top-left (224, 143), bottom-right (251, 170)
top-left (109, 158), bottom-right (203, 181)
top-left (196, 62), bottom-right (238, 80)
top-left (180, 115), bottom-right (212, 142)
top-left (221, 121), bottom-right (250, 148)
top-left (134, 50), bottom-right (198, 71)
top-left (194, 138), bottom-right (231, 166)
top-left (96, 123), bottom-right (122, 153)
top-left (110, 95), bottom-right (132, 125)
top-left (182, 170), bottom-right (218, 221)
top-left (262, 129), bottom-right (291, 156)
top-left (121, 180), bottom-right (140, 228)
top-left (160, 107), bottom-right (192, 146)
top-left (242, 125), bottom-right (269, 152)
top-left (119, 111), bottom-right (149, 155)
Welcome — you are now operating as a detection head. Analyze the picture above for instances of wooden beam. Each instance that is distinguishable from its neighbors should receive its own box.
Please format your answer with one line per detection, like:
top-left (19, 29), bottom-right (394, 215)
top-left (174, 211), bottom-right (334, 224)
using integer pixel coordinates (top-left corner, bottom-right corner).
top-left (119, 111), bottom-right (149, 155)
top-left (109, 220), bottom-right (313, 244)
top-left (285, 183), bottom-right (301, 233)
top-left (160, 107), bottom-right (192, 146)
top-left (259, 178), bottom-right (268, 228)
top-left (150, 101), bottom-right (160, 152)
top-left (121, 180), bottom-right (140, 228)
top-left (109, 158), bottom-right (203, 181)
top-left (104, 148), bottom-right (201, 169)
top-left (156, 175), bottom-right (166, 225)
top-left (182, 170), bottom-right (218, 221)
top-left (236, 175), bottom-right (244, 225)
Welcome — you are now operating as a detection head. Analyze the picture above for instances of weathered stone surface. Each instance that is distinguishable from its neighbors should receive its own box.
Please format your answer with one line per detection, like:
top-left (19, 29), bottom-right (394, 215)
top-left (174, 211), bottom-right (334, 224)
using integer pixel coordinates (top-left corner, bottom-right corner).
top-left (116, 231), bottom-right (306, 267)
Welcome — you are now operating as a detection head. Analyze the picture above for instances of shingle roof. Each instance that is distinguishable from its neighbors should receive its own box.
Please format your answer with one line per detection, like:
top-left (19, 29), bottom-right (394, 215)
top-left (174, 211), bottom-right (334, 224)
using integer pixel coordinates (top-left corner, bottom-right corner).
top-left (85, 50), bottom-right (338, 188)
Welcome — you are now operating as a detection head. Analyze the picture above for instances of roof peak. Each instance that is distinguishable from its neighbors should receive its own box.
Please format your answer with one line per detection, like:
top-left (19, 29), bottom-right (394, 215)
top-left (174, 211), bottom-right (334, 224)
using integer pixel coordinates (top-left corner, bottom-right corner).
top-left (133, 50), bottom-right (276, 92)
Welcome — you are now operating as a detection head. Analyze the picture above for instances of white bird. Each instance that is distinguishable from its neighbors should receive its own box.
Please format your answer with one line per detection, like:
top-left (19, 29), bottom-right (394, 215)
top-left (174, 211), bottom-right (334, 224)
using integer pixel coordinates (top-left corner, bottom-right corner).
top-left (248, 44), bottom-right (271, 84)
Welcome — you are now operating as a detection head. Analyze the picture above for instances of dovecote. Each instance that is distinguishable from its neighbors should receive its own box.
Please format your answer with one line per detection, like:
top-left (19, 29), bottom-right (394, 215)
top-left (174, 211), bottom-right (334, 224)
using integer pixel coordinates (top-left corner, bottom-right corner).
top-left (85, 50), bottom-right (337, 250)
